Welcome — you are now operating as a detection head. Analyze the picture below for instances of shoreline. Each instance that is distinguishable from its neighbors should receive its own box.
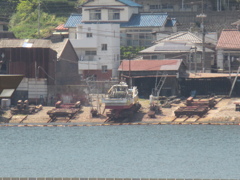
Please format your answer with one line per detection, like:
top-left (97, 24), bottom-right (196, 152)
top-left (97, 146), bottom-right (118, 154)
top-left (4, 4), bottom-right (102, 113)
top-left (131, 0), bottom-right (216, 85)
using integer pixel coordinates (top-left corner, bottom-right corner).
top-left (0, 121), bottom-right (240, 127)
top-left (1, 97), bottom-right (240, 126)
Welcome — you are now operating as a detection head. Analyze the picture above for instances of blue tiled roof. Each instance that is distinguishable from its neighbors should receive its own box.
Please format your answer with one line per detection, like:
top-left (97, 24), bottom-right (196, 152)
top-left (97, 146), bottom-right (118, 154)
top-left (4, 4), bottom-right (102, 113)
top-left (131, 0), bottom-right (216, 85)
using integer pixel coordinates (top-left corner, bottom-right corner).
top-left (64, 14), bottom-right (83, 28)
top-left (116, 0), bottom-right (142, 7)
top-left (64, 13), bottom-right (174, 28)
top-left (120, 13), bottom-right (169, 27)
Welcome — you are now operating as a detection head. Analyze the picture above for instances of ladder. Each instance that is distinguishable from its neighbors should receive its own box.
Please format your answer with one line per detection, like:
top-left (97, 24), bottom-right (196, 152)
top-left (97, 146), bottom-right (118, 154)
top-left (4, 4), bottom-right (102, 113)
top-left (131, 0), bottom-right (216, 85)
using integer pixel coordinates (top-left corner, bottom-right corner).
top-left (152, 72), bottom-right (167, 97)
top-left (229, 66), bottom-right (240, 97)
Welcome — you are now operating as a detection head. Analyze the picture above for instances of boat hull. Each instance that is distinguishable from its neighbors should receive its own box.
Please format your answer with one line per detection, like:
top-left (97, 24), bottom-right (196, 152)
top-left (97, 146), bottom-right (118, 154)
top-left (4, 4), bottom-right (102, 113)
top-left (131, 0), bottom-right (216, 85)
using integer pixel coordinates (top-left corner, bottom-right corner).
top-left (105, 104), bottom-right (134, 110)
top-left (102, 98), bottom-right (134, 110)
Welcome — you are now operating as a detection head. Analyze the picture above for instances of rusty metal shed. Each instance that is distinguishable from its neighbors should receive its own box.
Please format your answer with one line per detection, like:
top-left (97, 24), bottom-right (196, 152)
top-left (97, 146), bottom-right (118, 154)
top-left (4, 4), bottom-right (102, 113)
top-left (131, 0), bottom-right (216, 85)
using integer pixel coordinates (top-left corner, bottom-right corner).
top-left (118, 59), bottom-right (187, 97)
top-left (0, 39), bottom-right (80, 85)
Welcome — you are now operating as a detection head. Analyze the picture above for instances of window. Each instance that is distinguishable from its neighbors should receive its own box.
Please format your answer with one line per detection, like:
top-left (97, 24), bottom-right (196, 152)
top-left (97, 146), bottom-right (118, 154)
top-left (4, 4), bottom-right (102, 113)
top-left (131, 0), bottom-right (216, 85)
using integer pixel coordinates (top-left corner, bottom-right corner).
top-left (139, 34), bottom-right (145, 39)
top-left (85, 51), bottom-right (97, 55)
top-left (162, 4), bottom-right (173, 9)
top-left (101, 44), bottom-right (107, 51)
top-left (108, 9), bottom-right (120, 20)
top-left (86, 33), bottom-right (92, 38)
top-left (90, 10), bottom-right (101, 20)
top-left (127, 40), bottom-right (132, 46)
top-left (152, 55), bottom-right (158, 60)
top-left (150, 5), bottom-right (161, 9)
top-left (102, 65), bottom-right (107, 73)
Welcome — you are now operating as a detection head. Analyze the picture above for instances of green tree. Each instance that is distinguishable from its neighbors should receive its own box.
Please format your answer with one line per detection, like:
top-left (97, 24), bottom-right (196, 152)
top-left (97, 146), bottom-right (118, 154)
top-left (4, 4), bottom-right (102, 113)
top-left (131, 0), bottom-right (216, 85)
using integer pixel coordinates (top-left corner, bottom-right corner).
top-left (120, 46), bottom-right (145, 60)
top-left (9, 0), bottom-right (67, 38)
top-left (76, 0), bottom-right (87, 5)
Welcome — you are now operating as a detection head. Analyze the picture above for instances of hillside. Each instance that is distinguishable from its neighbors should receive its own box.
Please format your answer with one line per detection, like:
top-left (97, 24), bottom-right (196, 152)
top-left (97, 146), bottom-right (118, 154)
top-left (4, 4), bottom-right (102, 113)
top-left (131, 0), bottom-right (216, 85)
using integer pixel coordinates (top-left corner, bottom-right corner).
top-left (0, 0), bottom-right (79, 22)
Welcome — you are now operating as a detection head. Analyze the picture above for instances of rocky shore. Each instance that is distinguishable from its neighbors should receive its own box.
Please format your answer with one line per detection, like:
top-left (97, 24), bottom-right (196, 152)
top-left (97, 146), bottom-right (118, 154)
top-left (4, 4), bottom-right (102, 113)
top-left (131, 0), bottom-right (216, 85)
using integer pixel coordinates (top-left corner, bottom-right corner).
top-left (0, 97), bottom-right (240, 126)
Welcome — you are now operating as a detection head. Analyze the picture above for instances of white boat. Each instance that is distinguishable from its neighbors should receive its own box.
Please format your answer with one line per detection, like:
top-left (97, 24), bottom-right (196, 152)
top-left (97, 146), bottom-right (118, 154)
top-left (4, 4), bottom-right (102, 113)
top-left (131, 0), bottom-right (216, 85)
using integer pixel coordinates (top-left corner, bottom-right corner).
top-left (102, 82), bottom-right (139, 110)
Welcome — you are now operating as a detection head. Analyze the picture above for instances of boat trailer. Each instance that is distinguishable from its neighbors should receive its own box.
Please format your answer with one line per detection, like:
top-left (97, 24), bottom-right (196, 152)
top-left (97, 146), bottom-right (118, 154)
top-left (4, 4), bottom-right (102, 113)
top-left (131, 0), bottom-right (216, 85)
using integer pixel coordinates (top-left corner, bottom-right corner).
top-left (174, 106), bottom-right (209, 117)
top-left (105, 103), bottom-right (141, 122)
top-left (47, 101), bottom-right (81, 120)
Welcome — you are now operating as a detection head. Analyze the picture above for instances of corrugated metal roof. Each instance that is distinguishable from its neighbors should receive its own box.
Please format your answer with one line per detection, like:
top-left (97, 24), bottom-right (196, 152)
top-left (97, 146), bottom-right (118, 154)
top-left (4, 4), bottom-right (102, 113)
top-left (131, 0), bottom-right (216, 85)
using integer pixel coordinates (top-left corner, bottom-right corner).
top-left (0, 89), bottom-right (15, 98)
top-left (118, 59), bottom-right (182, 71)
top-left (155, 43), bottom-right (192, 51)
top-left (158, 32), bottom-right (202, 43)
top-left (0, 75), bottom-right (24, 91)
top-left (0, 39), bottom-right (69, 58)
top-left (64, 13), bottom-right (171, 28)
top-left (187, 72), bottom-right (240, 78)
top-left (216, 29), bottom-right (240, 50)
top-left (121, 13), bottom-right (168, 27)
top-left (156, 31), bottom-right (216, 45)
top-left (50, 39), bottom-right (69, 58)
top-left (140, 41), bottom-right (213, 53)
top-left (116, 0), bottom-right (142, 7)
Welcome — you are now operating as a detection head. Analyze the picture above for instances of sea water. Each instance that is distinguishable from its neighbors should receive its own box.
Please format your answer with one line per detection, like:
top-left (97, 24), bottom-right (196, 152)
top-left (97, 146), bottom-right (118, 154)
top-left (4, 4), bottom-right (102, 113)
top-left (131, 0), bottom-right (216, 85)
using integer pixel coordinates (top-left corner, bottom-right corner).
top-left (0, 125), bottom-right (240, 179)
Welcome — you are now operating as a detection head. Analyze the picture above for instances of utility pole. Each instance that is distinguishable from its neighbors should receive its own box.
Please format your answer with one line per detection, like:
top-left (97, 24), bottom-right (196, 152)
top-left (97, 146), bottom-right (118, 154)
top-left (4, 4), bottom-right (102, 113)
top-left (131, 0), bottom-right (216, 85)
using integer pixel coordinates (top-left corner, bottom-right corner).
top-left (38, 0), bottom-right (41, 38)
top-left (196, 0), bottom-right (206, 72)
top-left (194, 47), bottom-right (197, 74)
top-left (128, 58), bottom-right (132, 88)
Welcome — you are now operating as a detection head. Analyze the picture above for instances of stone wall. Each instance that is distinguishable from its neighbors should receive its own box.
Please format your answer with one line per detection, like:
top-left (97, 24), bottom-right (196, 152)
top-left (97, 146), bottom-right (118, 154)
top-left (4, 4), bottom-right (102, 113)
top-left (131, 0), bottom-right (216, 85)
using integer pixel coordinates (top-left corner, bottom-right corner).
top-left (168, 11), bottom-right (240, 32)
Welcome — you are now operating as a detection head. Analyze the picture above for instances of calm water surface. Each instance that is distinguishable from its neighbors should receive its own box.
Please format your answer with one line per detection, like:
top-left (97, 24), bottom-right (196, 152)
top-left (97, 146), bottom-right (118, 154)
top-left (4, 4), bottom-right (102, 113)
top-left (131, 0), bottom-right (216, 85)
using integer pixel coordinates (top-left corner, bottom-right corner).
top-left (1, 125), bottom-right (240, 178)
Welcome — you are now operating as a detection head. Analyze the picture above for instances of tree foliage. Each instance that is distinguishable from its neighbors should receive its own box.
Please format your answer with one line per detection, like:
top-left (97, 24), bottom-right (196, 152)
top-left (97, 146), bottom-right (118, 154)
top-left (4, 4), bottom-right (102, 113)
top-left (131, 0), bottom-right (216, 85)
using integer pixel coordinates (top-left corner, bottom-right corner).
top-left (9, 0), bottom-right (67, 38)
top-left (120, 46), bottom-right (145, 60)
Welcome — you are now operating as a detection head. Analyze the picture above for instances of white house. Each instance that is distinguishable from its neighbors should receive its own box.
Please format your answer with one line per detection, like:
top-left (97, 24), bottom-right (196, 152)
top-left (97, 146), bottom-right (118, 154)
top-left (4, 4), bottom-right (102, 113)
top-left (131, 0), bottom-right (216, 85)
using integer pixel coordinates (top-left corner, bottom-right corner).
top-left (70, 23), bottom-right (120, 80)
top-left (64, 0), bottom-right (177, 80)
top-left (216, 29), bottom-right (240, 73)
top-left (77, 0), bottom-right (177, 47)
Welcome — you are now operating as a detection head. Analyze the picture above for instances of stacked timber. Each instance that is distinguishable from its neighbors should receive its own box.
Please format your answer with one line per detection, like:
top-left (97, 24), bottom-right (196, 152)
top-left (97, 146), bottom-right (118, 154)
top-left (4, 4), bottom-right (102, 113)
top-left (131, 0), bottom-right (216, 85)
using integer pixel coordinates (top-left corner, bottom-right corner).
top-left (174, 97), bottom-right (217, 117)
